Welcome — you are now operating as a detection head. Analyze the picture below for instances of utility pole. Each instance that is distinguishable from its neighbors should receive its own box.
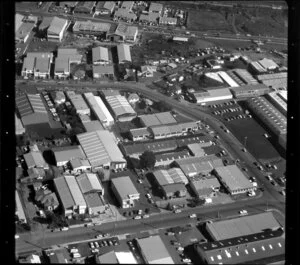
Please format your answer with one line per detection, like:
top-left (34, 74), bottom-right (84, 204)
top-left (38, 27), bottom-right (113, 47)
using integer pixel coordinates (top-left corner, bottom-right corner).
top-left (244, 136), bottom-right (248, 148)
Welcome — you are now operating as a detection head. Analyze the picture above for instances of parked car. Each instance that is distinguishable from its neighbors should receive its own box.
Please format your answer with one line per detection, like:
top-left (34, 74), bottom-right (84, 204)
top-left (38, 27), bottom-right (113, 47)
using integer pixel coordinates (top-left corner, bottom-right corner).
top-left (189, 214), bottom-right (196, 218)
top-left (239, 210), bottom-right (248, 215)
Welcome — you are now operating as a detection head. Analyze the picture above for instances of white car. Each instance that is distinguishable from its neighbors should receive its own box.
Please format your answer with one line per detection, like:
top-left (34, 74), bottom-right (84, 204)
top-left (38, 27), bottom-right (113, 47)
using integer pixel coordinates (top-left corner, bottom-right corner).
top-left (94, 241), bottom-right (99, 248)
top-left (90, 242), bottom-right (95, 248)
top-left (189, 214), bottom-right (197, 218)
top-left (174, 209), bottom-right (182, 214)
top-left (143, 215), bottom-right (149, 219)
top-left (134, 216), bottom-right (142, 220)
top-left (182, 258), bottom-right (192, 263)
top-left (146, 193), bottom-right (151, 199)
top-left (239, 210), bottom-right (248, 215)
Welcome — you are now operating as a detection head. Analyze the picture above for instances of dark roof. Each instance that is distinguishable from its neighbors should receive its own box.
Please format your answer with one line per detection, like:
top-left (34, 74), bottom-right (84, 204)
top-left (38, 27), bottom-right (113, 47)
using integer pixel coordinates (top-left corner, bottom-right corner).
top-left (155, 150), bottom-right (190, 163)
top-left (161, 183), bottom-right (186, 194)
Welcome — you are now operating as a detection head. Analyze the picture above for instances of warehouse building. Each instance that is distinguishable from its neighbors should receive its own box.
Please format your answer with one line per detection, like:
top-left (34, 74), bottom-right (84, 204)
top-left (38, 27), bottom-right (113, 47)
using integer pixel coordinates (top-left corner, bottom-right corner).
top-left (155, 150), bottom-right (190, 167)
top-left (205, 212), bottom-right (282, 241)
top-left (15, 114), bottom-right (25, 135)
top-left (117, 43), bottom-right (132, 63)
top-left (76, 173), bottom-right (104, 195)
top-left (15, 13), bottom-right (25, 33)
top-left (92, 46), bottom-right (111, 65)
top-left (83, 120), bottom-right (105, 132)
top-left (24, 151), bottom-right (49, 169)
top-left (73, 20), bottom-right (111, 36)
top-left (257, 58), bottom-right (279, 71)
top-left (93, 65), bottom-right (115, 79)
top-left (256, 72), bottom-right (287, 90)
top-left (69, 158), bottom-right (91, 173)
top-left (174, 155), bottom-right (224, 177)
top-left (213, 165), bottom-right (255, 195)
top-left (68, 93), bottom-right (90, 115)
top-left (111, 176), bottom-right (140, 208)
top-left (46, 16), bottom-right (68, 42)
top-left (149, 2), bottom-right (163, 14)
top-left (52, 145), bottom-right (86, 167)
top-left (96, 251), bottom-right (137, 264)
top-left (189, 175), bottom-right (221, 199)
top-left (15, 21), bottom-right (34, 43)
top-left (95, 1), bottom-right (116, 15)
top-left (53, 176), bottom-right (76, 217)
top-left (161, 183), bottom-right (187, 199)
top-left (159, 16), bottom-right (177, 25)
top-left (77, 130), bottom-right (127, 170)
top-left (136, 235), bottom-right (175, 264)
top-left (249, 61), bottom-right (268, 74)
top-left (204, 72), bottom-right (224, 84)
top-left (22, 52), bottom-right (53, 78)
top-left (64, 175), bottom-right (87, 214)
top-left (74, 1), bottom-right (96, 14)
top-left (129, 127), bottom-right (151, 141)
top-left (54, 48), bottom-right (82, 79)
top-left (246, 97), bottom-right (287, 136)
top-left (266, 91), bottom-right (287, 116)
top-left (194, 229), bottom-right (285, 264)
top-left (102, 91), bottom-right (136, 122)
top-left (187, 142), bottom-right (212, 157)
top-left (217, 71), bottom-right (239, 87)
top-left (84, 193), bottom-right (107, 215)
top-left (84, 92), bottom-right (114, 128)
top-left (229, 69), bottom-right (258, 85)
top-left (139, 112), bottom-right (177, 127)
top-left (230, 84), bottom-right (270, 98)
top-left (107, 24), bottom-right (138, 42)
top-left (16, 93), bottom-right (49, 126)
top-left (16, 190), bottom-right (27, 223)
top-left (153, 168), bottom-right (189, 186)
top-left (189, 88), bottom-right (233, 104)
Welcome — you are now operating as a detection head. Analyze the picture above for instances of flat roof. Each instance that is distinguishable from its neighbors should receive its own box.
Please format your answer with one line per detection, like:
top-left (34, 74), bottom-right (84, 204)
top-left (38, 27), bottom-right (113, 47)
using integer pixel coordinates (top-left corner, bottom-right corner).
top-left (155, 150), bottom-right (190, 164)
top-left (130, 127), bottom-right (150, 137)
top-left (48, 16), bottom-right (68, 35)
top-left (187, 143), bottom-right (207, 157)
top-left (258, 58), bottom-right (279, 70)
top-left (39, 16), bottom-right (54, 30)
top-left (53, 177), bottom-right (75, 209)
top-left (137, 235), bottom-right (174, 264)
top-left (139, 13), bottom-right (160, 22)
top-left (206, 212), bottom-right (282, 241)
top-left (96, 1), bottom-right (115, 11)
top-left (139, 112), bottom-right (177, 127)
top-left (77, 130), bottom-right (126, 167)
top-left (83, 120), bottom-right (104, 132)
top-left (93, 65), bottom-right (114, 75)
top-left (190, 176), bottom-right (220, 191)
top-left (69, 93), bottom-right (90, 111)
top-left (73, 20), bottom-right (111, 33)
top-left (111, 176), bottom-right (139, 200)
top-left (15, 13), bottom-right (25, 32)
top-left (52, 145), bottom-right (86, 163)
top-left (214, 165), bottom-right (253, 192)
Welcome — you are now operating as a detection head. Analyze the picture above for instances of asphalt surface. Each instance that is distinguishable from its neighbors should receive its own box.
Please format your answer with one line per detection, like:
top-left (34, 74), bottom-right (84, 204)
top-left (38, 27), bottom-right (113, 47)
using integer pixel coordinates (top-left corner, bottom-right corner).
top-left (15, 80), bottom-right (285, 255)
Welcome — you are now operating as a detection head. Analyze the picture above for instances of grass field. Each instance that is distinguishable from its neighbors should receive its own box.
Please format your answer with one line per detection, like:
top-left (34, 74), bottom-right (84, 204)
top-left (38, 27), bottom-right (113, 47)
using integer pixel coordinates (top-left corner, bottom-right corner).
top-left (16, 2), bottom-right (39, 11)
top-left (187, 9), bottom-right (234, 33)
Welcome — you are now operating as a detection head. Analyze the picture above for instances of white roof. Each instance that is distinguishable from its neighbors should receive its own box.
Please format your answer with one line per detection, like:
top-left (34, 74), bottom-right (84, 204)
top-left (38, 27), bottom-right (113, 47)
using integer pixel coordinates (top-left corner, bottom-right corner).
top-left (64, 175), bottom-right (87, 207)
top-left (205, 72), bottom-right (224, 83)
top-left (117, 44), bottom-right (132, 63)
top-left (76, 173), bottom-right (103, 193)
top-left (16, 190), bottom-right (26, 222)
top-left (48, 16), bottom-right (68, 35)
top-left (77, 130), bottom-right (125, 167)
top-left (111, 176), bottom-right (139, 200)
top-left (84, 93), bottom-right (114, 124)
top-left (258, 58), bottom-right (279, 70)
top-left (105, 94), bottom-right (136, 118)
top-left (15, 13), bottom-right (24, 32)
top-left (92, 46), bottom-right (109, 62)
top-left (115, 252), bottom-right (138, 264)
top-left (73, 20), bottom-right (111, 33)
top-left (214, 165), bottom-right (254, 192)
top-left (217, 71), bottom-right (239, 87)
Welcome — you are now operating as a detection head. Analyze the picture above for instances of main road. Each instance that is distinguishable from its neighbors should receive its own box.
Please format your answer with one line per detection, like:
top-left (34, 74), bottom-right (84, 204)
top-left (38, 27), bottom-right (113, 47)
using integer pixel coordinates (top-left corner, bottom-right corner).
top-left (17, 9), bottom-right (287, 45)
top-left (15, 80), bottom-right (285, 254)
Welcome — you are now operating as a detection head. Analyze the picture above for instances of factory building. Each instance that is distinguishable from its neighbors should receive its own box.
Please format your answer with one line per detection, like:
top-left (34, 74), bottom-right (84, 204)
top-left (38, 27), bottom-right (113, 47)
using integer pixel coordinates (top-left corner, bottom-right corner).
top-left (129, 127), bottom-right (151, 141)
top-left (159, 16), bottom-right (177, 25)
top-left (76, 173), bottom-right (104, 195)
top-left (217, 71), bottom-right (239, 87)
top-left (54, 48), bottom-right (82, 79)
top-left (256, 72), bottom-right (287, 90)
top-left (149, 2), bottom-right (163, 14)
top-left (107, 23), bottom-right (138, 42)
top-left (69, 158), bottom-right (91, 173)
top-left (229, 69), bottom-right (258, 85)
top-left (139, 112), bottom-right (177, 127)
top-left (111, 176), bottom-right (140, 208)
top-left (84, 92), bottom-right (114, 128)
top-left (266, 91), bottom-right (287, 116)
top-left (77, 130), bottom-right (126, 170)
top-left (117, 43), bottom-right (132, 63)
top-left (23, 151), bottom-right (49, 170)
top-left (73, 20), bottom-right (111, 36)
top-left (136, 235), bottom-right (175, 264)
top-left (84, 193), bottom-right (107, 215)
top-left (16, 93), bottom-right (49, 126)
top-left (102, 90), bottom-right (136, 122)
top-left (15, 20), bottom-right (34, 43)
top-left (249, 61), bottom-right (268, 74)
top-left (230, 84), bottom-right (270, 98)
top-left (96, 251), bottom-right (137, 264)
top-left (153, 168), bottom-right (189, 186)
top-left (187, 142), bottom-right (212, 157)
top-left (83, 120), bottom-right (105, 132)
top-left (68, 92), bottom-right (90, 115)
top-left (190, 88), bottom-right (233, 104)
top-left (92, 46), bottom-right (111, 65)
top-left (246, 96), bottom-right (287, 136)
top-left (52, 145), bottom-right (86, 167)
top-left (47, 16), bottom-right (68, 42)
top-left (114, 9), bottom-right (137, 23)
top-left (213, 165), bottom-right (256, 195)
top-left (257, 58), bottom-right (279, 71)
top-left (189, 175), bottom-right (221, 199)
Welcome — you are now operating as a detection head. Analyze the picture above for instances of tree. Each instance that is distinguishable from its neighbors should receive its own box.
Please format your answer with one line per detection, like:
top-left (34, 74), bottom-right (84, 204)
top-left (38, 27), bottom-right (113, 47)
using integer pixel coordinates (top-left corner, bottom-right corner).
top-left (139, 151), bottom-right (156, 169)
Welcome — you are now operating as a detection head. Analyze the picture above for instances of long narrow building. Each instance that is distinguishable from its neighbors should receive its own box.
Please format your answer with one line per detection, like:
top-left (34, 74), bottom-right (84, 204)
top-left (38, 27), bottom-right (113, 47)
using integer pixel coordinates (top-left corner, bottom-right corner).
top-left (84, 92), bottom-right (114, 128)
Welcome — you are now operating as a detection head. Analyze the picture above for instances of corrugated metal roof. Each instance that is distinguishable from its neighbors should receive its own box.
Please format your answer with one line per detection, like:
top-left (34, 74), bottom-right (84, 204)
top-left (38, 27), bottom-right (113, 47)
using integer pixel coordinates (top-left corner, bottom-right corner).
top-left (139, 112), bottom-right (176, 127)
top-left (83, 120), bottom-right (104, 132)
top-left (137, 235), bottom-right (174, 264)
top-left (24, 151), bottom-right (47, 168)
top-left (117, 43), bottom-right (132, 63)
top-left (54, 177), bottom-right (75, 209)
top-left (76, 173), bottom-right (103, 193)
top-left (77, 130), bottom-right (125, 167)
top-left (111, 176), bottom-right (139, 200)
top-left (206, 212), bottom-right (281, 241)
top-left (214, 165), bottom-right (254, 192)
top-left (64, 175), bottom-right (86, 207)
top-left (105, 94), bottom-right (136, 118)
top-left (53, 145), bottom-right (86, 163)
top-left (92, 46), bottom-right (109, 62)
top-left (130, 127), bottom-right (150, 137)
top-left (69, 93), bottom-right (90, 112)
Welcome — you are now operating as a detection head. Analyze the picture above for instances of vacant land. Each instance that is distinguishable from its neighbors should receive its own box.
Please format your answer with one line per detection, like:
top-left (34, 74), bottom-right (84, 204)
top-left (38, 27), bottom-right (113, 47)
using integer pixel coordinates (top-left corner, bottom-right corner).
top-left (187, 9), bottom-right (233, 33)
top-left (16, 2), bottom-right (39, 11)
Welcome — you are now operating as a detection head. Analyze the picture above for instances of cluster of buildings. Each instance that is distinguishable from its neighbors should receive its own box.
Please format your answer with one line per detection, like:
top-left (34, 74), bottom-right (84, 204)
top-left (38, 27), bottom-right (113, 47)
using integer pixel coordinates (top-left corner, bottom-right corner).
top-left (194, 212), bottom-right (285, 264)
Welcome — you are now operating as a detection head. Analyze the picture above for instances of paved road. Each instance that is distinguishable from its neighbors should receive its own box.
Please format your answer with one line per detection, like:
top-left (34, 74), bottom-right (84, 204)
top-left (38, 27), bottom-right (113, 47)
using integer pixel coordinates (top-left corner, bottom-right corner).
top-left (17, 9), bottom-right (287, 45)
